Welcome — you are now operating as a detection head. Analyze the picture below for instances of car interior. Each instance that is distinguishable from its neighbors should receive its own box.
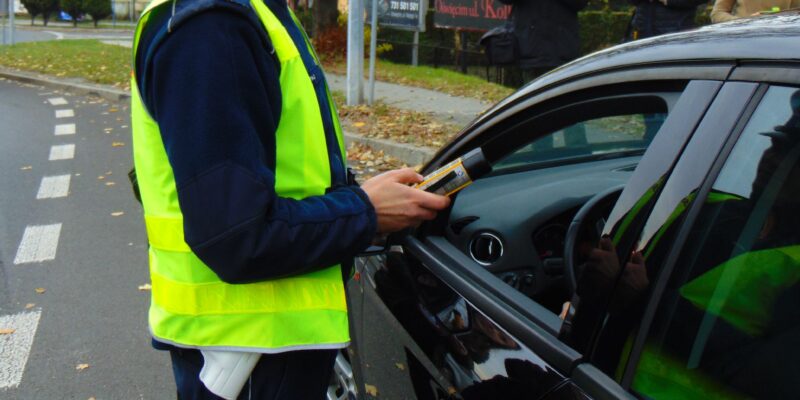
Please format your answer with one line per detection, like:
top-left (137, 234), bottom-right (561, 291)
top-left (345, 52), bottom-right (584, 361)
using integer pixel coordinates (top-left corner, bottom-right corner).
top-left (439, 87), bottom-right (682, 316)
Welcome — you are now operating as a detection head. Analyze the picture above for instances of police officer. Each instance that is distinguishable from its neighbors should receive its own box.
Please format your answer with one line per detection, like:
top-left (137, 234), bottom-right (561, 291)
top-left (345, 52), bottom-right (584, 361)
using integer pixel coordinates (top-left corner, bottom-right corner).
top-left (130, 0), bottom-right (450, 398)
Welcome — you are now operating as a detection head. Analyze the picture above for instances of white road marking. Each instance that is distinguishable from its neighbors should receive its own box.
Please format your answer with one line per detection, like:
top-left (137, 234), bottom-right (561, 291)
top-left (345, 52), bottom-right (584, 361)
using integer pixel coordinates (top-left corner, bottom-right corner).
top-left (13, 224), bottom-right (62, 264)
top-left (36, 175), bottom-right (71, 199)
top-left (47, 97), bottom-right (68, 106)
top-left (54, 124), bottom-right (76, 136)
top-left (49, 144), bottom-right (75, 161)
top-left (55, 109), bottom-right (74, 119)
top-left (0, 310), bottom-right (42, 389)
top-left (42, 30), bottom-right (64, 40)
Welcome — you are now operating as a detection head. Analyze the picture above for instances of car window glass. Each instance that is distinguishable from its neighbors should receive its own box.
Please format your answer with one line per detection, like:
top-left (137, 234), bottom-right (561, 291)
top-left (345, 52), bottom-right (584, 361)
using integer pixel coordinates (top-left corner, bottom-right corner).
top-left (630, 86), bottom-right (800, 399)
top-left (492, 112), bottom-right (666, 172)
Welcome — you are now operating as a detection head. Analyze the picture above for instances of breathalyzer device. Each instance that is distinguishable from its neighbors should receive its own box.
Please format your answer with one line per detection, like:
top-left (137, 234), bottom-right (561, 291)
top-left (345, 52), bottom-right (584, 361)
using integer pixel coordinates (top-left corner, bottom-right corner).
top-left (416, 147), bottom-right (491, 196)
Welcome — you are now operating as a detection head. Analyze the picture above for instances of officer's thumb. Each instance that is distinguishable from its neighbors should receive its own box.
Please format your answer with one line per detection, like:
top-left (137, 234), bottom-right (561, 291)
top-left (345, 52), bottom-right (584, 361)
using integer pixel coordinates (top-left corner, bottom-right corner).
top-left (386, 167), bottom-right (424, 185)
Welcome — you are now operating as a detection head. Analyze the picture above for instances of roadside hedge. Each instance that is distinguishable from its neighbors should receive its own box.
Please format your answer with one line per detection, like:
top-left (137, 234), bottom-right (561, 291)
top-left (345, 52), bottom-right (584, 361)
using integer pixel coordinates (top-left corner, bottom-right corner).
top-left (580, 10), bottom-right (633, 54)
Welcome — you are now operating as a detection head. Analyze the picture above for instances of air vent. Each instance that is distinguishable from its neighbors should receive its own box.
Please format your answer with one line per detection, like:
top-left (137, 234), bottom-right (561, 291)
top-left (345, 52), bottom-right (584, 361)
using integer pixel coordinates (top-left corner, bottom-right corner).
top-left (469, 232), bottom-right (503, 266)
top-left (450, 216), bottom-right (479, 235)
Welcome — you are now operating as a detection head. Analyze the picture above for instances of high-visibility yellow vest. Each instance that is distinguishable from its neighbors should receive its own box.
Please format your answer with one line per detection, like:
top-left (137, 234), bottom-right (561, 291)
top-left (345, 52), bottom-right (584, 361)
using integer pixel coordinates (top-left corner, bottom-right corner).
top-left (633, 245), bottom-right (800, 398)
top-left (131, 0), bottom-right (349, 352)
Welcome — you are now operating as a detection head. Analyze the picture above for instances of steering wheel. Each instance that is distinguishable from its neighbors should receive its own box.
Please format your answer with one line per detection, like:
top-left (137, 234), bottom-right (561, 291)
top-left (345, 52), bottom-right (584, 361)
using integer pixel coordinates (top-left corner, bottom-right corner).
top-left (563, 185), bottom-right (625, 297)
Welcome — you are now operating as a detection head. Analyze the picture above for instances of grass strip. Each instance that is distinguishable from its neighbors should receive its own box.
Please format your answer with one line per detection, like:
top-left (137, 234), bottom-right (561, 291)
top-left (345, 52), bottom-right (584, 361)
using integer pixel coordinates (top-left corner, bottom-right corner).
top-left (324, 58), bottom-right (513, 103)
top-left (0, 40), bottom-right (131, 90)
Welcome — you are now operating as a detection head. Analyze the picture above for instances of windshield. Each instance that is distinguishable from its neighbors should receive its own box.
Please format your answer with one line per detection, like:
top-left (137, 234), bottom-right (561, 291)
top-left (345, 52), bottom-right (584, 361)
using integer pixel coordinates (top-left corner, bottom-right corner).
top-left (493, 113), bottom-right (666, 172)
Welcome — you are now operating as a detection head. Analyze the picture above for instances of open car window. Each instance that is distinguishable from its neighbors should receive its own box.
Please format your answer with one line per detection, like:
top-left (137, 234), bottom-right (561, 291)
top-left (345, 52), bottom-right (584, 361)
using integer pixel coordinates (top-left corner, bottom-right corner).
top-left (443, 86), bottom-right (686, 342)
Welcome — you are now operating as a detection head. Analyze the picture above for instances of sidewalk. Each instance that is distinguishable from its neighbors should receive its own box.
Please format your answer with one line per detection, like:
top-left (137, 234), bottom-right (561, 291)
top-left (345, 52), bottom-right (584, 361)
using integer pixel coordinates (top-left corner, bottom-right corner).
top-left (326, 73), bottom-right (490, 128)
top-left (0, 66), bottom-right (491, 166)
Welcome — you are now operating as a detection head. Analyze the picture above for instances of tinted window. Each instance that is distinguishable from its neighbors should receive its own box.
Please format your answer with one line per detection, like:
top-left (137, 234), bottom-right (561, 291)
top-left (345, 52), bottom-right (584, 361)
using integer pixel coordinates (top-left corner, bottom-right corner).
top-left (631, 86), bottom-right (800, 399)
top-left (493, 112), bottom-right (666, 172)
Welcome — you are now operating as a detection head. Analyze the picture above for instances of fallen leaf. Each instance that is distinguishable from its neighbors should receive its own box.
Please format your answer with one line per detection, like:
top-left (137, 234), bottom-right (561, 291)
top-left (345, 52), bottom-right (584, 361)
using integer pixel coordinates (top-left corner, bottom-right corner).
top-left (25, 303), bottom-right (35, 309)
top-left (88, 397), bottom-right (96, 400)
top-left (105, 182), bottom-right (116, 186)
top-left (0, 328), bottom-right (16, 335)
top-left (395, 362), bottom-right (405, 371)
top-left (76, 363), bottom-right (90, 371)
top-left (109, 108), bottom-right (118, 113)
top-left (97, 175), bottom-right (105, 180)
top-left (112, 142), bottom-right (125, 147)
top-left (105, 171), bottom-right (112, 175)
top-left (138, 283), bottom-right (152, 291)
top-left (35, 288), bottom-right (46, 294)
top-left (111, 211), bottom-right (124, 217)
top-left (364, 384), bottom-right (378, 397)
top-left (353, 121), bottom-right (366, 128)
top-left (20, 165), bottom-right (32, 170)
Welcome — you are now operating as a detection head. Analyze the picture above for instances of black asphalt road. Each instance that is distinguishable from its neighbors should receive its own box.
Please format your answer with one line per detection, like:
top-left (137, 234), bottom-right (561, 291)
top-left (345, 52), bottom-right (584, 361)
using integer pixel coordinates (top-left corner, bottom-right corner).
top-left (0, 78), bottom-right (174, 399)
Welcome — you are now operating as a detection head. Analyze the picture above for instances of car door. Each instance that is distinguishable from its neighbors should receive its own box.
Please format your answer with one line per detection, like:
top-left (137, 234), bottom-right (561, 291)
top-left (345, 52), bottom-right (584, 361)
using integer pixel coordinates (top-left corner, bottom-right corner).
top-left (550, 80), bottom-right (762, 398)
top-left (596, 78), bottom-right (800, 399)
top-left (348, 72), bottom-right (731, 399)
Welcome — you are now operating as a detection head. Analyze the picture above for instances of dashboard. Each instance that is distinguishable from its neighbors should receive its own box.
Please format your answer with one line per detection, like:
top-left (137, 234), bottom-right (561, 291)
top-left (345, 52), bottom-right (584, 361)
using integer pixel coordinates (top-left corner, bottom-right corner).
top-left (445, 156), bottom-right (639, 300)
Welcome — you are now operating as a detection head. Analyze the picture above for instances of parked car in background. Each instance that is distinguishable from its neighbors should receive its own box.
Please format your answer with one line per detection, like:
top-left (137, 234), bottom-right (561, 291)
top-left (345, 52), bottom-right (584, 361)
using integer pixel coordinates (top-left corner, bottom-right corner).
top-left (329, 12), bottom-right (800, 400)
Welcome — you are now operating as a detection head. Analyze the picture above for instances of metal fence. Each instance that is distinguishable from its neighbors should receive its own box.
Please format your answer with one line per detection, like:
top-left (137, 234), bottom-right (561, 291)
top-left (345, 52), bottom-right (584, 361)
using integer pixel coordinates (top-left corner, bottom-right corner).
top-left (377, 28), bottom-right (526, 87)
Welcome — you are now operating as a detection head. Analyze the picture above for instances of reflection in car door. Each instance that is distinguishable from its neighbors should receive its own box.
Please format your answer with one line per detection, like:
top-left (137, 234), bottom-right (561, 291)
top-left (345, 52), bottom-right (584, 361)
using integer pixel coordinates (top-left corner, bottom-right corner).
top-left (352, 241), bottom-right (570, 399)
top-left (578, 82), bottom-right (762, 393)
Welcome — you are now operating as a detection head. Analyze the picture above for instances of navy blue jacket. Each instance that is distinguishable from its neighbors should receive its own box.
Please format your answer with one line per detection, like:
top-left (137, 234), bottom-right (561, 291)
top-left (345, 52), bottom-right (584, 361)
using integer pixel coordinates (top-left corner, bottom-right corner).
top-left (134, 0), bottom-right (377, 285)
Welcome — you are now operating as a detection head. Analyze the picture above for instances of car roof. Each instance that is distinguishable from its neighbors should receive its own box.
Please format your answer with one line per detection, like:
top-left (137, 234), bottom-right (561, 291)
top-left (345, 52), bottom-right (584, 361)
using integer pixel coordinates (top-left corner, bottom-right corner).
top-left (491, 12), bottom-right (800, 112)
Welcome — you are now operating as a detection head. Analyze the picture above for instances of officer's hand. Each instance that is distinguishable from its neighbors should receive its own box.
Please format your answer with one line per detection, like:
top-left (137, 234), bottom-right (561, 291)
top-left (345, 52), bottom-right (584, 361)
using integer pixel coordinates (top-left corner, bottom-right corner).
top-left (361, 168), bottom-right (451, 233)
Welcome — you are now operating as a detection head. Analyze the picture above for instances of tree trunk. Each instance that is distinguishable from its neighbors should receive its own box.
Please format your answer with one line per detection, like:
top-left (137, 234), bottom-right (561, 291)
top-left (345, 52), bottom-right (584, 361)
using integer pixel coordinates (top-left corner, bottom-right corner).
top-left (312, 0), bottom-right (338, 40)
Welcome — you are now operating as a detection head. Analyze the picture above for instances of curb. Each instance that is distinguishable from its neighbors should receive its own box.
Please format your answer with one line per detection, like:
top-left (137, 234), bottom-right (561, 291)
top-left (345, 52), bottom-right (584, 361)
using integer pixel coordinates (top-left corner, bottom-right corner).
top-left (0, 68), bottom-right (130, 102)
top-left (343, 132), bottom-right (436, 167)
top-left (0, 68), bottom-right (435, 166)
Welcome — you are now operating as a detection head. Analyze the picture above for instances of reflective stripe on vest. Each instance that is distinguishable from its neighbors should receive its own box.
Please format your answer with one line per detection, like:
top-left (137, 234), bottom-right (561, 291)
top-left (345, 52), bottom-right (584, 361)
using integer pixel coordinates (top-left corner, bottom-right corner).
top-left (131, 0), bottom-right (349, 352)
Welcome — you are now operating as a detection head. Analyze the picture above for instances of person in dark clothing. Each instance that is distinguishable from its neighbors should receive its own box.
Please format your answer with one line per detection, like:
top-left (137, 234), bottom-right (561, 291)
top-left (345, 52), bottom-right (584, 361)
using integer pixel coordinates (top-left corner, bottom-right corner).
top-left (498, 0), bottom-right (588, 82)
top-left (628, 0), bottom-right (709, 40)
top-left (131, 0), bottom-right (451, 398)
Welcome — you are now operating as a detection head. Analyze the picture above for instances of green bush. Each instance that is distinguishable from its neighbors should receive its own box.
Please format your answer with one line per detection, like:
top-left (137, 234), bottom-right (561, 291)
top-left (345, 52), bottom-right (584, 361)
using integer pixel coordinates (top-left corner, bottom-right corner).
top-left (20, 0), bottom-right (58, 25)
top-left (60, 0), bottom-right (84, 27)
top-left (84, 0), bottom-right (110, 27)
top-left (579, 10), bottom-right (633, 54)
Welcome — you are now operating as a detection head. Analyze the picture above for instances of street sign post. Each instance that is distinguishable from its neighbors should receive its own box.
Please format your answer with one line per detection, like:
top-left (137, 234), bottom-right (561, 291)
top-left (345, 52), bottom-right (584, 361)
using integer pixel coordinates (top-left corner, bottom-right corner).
top-left (365, 0), bottom-right (428, 103)
top-left (347, 0), bottom-right (365, 105)
top-left (366, 0), bottom-right (428, 32)
top-left (0, 0), bottom-right (15, 45)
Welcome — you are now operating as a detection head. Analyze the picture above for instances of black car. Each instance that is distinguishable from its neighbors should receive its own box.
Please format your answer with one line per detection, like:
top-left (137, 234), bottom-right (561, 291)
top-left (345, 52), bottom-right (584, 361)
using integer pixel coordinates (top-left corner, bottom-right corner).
top-left (332, 12), bottom-right (800, 400)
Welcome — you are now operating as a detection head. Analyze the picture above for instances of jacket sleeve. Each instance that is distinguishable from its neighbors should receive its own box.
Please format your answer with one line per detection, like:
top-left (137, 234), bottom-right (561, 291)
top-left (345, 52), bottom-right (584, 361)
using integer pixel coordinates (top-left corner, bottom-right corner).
top-left (145, 10), bottom-right (377, 284)
top-left (710, 0), bottom-right (738, 22)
